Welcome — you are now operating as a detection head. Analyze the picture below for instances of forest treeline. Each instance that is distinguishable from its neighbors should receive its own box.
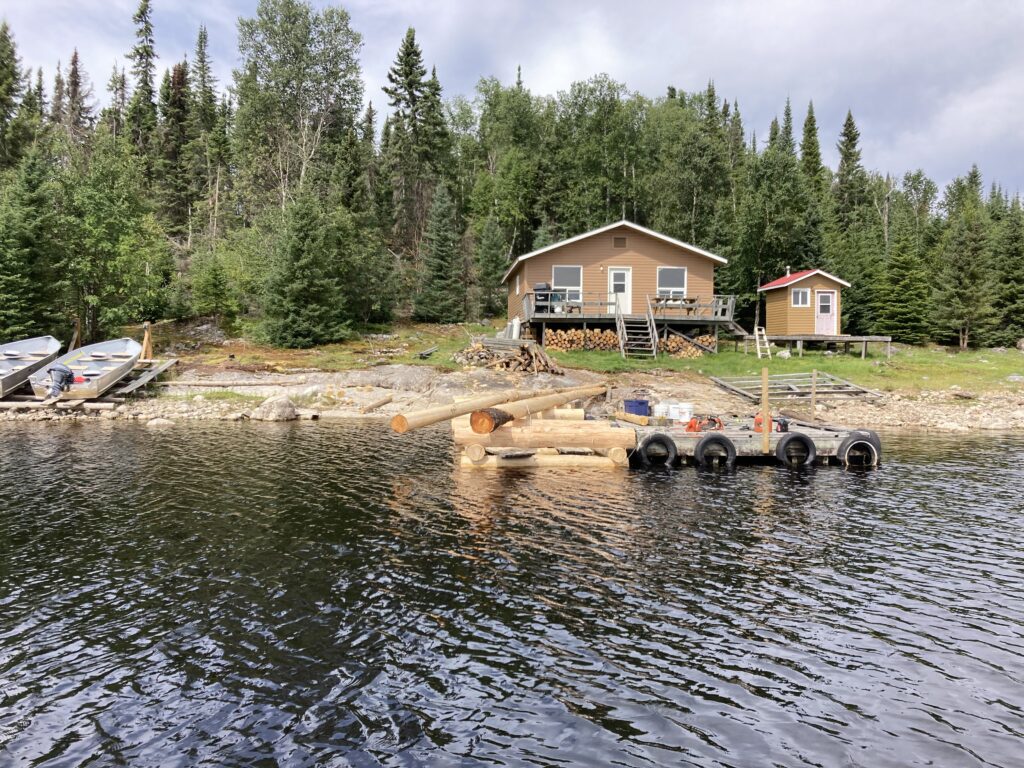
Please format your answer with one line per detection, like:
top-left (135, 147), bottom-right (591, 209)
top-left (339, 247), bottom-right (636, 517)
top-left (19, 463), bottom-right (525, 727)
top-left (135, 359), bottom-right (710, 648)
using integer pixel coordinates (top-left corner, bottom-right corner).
top-left (0, 0), bottom-right (1021, 348)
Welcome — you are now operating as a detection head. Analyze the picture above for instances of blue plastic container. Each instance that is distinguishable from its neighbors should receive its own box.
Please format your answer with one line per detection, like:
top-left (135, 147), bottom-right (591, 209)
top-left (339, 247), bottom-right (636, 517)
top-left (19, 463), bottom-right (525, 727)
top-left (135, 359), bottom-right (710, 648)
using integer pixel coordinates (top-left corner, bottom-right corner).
top-left (623, 399), bottom-right (650, 417)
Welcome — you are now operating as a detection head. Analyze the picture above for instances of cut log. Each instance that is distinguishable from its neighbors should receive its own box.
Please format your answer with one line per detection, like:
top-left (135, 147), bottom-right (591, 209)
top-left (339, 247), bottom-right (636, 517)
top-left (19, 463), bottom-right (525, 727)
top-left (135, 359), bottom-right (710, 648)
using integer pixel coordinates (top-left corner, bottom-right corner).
top-left (536, 408), bottom-right (584, 421)
top-left (359, 394), bottom-right (393, 413)
top-left (459, 453), bottom-right (621, 469)
top-left (600, 446), bottom-right (629, 466)
top-left (453, 421), bottom-right (636, 450)
top-left (464, 443), bottom-right (487, 462)
top-left (614, 411), bottom-right (650, 426)
top-left (468, 385), bottom-right (607, 434)
top-left (390, 385), bottom-right (593, 434)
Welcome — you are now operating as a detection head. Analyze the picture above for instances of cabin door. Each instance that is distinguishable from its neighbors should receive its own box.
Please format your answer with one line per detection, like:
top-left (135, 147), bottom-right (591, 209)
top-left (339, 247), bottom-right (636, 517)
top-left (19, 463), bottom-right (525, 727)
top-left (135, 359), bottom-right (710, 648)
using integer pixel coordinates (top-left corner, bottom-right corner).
top-left (815, 290), bottom-right (837, 334)
top-left (608, 268), bottom-right (631, 314)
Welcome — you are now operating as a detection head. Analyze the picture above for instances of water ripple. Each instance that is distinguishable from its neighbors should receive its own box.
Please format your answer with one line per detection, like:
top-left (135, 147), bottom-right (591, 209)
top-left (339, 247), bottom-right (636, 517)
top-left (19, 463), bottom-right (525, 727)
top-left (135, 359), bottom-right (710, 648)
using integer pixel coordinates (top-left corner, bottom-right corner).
top-left (2, 423), bottom-right (1024, 766)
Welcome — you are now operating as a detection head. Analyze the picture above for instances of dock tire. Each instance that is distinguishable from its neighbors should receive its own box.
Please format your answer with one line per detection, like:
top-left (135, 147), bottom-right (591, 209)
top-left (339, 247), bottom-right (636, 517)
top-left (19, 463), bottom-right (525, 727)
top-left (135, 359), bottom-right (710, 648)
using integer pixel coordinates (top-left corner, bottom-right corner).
top-left (636, 432), bottom-right (678, 468)
top-left (838, 433), bottom-right (880, 467)
top-left (852, 429), bottom-right (882, 459)
top-left (775, 432), bottom-right (817, 467)
top-left (694, 434), bottom-right (737, 469)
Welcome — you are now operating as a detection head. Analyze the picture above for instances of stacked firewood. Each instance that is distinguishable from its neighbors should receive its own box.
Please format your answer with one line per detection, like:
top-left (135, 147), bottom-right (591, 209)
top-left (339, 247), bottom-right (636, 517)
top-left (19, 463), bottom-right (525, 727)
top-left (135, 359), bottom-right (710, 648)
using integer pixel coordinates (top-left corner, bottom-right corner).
top-left (544, 328), bottom-right (620, 352)
top-left (453, 343), bottom-right (564, 375)
top-left (662, 333), bottom-right (718, 359)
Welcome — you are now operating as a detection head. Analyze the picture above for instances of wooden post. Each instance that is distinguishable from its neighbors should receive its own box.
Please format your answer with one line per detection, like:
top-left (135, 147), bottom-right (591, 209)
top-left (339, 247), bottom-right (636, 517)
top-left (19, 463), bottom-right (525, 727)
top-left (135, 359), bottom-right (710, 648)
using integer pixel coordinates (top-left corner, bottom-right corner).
top-left (887, 339), bottom-right (892, 360)
top-left (69, 317), bottom-right (81, 351)
top-left (760, 366), bottom-right (770, 455)
top-left (141, 321), bottom-right (153, 360)
top-left (861, 340), bottom-right (867, 359)
top-left (797, 339), bottom-right (803, 358)
top-left (810, 368), bottom-right (818, 416)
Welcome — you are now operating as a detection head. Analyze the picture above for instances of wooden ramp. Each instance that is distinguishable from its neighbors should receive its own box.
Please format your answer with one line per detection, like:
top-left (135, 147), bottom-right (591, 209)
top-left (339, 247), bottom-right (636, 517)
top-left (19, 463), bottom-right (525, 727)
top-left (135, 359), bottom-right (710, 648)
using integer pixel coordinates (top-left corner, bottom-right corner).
top-left (710, 371), bottom-right (881, 402)
top-left (113, 358), bottom-right (178, 396)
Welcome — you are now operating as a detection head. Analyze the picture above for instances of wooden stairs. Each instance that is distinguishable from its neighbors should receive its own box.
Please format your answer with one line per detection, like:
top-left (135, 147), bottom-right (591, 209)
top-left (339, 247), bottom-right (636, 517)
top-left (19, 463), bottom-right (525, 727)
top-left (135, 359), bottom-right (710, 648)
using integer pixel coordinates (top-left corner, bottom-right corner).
top-left (621, 318), bottom-right (656, 357)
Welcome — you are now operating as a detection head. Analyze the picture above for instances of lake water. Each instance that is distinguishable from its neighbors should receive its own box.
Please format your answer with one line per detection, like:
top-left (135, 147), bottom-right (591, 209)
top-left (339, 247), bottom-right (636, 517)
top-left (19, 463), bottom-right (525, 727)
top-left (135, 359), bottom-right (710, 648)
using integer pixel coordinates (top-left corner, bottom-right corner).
top-left (1, 422), bottom-right (1023, 767)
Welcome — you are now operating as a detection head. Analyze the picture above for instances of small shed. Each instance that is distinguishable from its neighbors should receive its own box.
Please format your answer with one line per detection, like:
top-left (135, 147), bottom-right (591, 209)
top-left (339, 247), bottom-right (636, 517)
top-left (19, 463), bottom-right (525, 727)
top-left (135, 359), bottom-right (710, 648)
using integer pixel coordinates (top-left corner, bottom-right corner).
top-left (758, 269), bottom-right (851, 336)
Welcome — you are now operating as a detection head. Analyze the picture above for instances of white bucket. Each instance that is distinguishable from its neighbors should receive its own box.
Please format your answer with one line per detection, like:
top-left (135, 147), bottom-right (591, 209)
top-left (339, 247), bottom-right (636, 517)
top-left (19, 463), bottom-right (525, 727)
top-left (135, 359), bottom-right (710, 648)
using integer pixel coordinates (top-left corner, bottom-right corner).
top-left (669, 402), bottom-right (694, 422)
top-left (652, 402), bottom-right (670, 418)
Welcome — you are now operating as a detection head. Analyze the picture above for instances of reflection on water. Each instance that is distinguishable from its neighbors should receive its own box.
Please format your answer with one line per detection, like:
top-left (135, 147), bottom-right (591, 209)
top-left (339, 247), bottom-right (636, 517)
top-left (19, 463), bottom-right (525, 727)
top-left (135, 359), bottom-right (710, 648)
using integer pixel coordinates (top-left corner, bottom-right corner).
top-left (2, 422), bottom-right (1024, 766)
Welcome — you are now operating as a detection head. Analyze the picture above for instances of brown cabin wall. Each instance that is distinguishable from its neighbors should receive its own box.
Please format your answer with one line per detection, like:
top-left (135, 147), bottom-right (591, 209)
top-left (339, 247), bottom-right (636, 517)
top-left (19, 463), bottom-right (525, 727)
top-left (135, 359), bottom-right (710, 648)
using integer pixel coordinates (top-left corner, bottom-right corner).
top-left (763, 275), bottom-right (844, 335)
top-left (505, 225), bottom-right (717, 319)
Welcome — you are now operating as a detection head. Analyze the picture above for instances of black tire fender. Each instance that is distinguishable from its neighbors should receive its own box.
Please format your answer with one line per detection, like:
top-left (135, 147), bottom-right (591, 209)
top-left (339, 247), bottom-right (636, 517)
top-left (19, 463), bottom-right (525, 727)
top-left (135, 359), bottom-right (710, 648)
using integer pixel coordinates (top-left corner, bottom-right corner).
top-left (636, 432), bottom-right (678, 468)
top-left (694, 433), bottom-right (737, 468)
top-left (838, 432), bottom-right (880, 467)
top-left (775, 432), bottom-right (817, 467)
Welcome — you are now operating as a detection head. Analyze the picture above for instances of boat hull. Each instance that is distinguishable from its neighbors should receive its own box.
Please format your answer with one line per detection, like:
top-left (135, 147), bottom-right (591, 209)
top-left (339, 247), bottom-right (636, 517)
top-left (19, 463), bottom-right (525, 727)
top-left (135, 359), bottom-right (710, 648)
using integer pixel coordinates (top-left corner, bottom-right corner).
top-left (29, 338), bottom-right (142, 400)
top-left (0, 336), bottom-right (62, 398)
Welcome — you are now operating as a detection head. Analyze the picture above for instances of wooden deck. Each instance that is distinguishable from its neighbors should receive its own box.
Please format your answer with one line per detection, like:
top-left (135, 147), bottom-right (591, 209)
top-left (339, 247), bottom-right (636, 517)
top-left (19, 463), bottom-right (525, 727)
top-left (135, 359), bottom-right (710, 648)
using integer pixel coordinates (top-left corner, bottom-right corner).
top-left (739, 333), bottom-right (893, 359)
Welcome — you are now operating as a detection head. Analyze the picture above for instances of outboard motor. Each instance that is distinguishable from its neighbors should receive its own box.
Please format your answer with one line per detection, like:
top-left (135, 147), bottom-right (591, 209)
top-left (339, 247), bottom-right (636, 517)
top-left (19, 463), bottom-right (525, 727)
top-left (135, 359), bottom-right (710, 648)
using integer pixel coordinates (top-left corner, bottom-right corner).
top-left (45, 363), bottom-right (74, 399)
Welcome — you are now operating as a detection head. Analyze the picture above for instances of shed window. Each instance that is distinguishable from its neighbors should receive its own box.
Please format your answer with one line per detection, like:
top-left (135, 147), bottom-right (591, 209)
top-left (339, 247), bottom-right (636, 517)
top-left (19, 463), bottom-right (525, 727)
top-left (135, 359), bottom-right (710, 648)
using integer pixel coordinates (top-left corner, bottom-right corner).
top-left (552, 266), bottom-right (582, 303)
top-left (791, 288), bottom-right (810, 307)
top-left (657, 267), bottom-right (687, 300)
top-left (613, 236), bottom-right (627, 249)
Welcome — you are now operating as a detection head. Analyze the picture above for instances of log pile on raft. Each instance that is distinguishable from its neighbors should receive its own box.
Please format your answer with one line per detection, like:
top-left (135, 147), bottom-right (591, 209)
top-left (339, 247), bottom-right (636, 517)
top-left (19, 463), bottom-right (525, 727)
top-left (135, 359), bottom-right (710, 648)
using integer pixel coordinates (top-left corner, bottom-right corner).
top-left (389, 384), bottom-right (627, 468)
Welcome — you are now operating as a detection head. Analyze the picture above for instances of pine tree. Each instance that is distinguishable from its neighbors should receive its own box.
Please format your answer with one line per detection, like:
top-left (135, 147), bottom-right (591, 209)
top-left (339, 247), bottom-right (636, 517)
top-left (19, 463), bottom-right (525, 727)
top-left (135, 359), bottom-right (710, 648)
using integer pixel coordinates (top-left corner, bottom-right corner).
top-left (49, 63), bottom-right (65, 125)
top-left (156, 61), bottom-right (195, 237)
top-left (932, 204), bottom-right (994, 348)
top-left (191, 26), bottom-right (217, 133)
top-left (126, 0), bottom-right (158, 170)
top-left (414, 185), bottom-right (464, 322)
top-left (0, 21), bottom-right (22, 169)
top-left (65, 50), bottom-right (94, 140)
top-left (102, 64), bottom-right (128, 138)
top-left (834, 110), bottom-right (868, 227)
top-left (991, 197), bottom-right (1024, 346)
top-left (875, 231), bottom-right (931, 343)
top-left (475, 215), bottom-right (507, 317)
top-left (799, 101), bottom-right (826, 194)
top-left (264, 193), bottom-right (349, 347)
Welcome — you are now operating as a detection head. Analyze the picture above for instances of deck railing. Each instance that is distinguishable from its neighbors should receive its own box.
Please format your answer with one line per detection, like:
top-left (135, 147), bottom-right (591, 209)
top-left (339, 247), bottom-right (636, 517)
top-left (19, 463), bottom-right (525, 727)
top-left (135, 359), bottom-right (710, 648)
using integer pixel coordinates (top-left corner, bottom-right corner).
top-left (521, 291), bottom-right (736, 322)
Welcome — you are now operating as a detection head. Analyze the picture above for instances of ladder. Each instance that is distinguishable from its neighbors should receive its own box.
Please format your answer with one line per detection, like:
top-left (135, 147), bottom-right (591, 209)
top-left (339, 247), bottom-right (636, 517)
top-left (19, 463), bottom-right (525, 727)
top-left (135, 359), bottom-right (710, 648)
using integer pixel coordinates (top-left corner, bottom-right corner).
top-left (754, 326), bottom-right (772, 359)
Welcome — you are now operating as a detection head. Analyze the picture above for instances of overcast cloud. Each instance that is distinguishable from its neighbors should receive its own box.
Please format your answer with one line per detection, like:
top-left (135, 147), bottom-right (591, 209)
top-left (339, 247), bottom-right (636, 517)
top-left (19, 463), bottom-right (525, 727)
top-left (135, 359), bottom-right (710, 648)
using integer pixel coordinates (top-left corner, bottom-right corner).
top-left (4, 0), bottom-right (1023, 193)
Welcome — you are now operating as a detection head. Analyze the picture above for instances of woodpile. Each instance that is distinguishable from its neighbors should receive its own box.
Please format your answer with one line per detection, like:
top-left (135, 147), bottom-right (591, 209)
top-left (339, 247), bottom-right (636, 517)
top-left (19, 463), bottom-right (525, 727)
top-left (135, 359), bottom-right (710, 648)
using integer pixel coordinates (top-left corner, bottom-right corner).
top-left (544, 328), bottom-right (619, 352)
top-left (662, 333), bottom-right (717, 359)
top-left (453, 342), bottom-right (563, 375)
top-left (390, 384), bottom-right (633, 468)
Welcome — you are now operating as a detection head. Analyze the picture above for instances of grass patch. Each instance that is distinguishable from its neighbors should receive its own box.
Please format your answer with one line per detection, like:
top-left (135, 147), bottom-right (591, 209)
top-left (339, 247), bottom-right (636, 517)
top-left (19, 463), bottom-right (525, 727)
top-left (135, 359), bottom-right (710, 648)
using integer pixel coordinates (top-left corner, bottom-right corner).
top-left (550, 345), bottom-right (1024, 393)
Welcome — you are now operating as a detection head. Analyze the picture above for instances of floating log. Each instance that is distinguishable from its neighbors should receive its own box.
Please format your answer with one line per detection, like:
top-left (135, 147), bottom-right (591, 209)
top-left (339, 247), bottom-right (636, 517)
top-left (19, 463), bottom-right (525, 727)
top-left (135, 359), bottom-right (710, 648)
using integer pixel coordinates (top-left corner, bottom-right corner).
top-left (614, 411), bottom-right (650, 426)
top-left (460, 453), bottom-right (621, 469)
top-left (453, 421), bottom-right (636, 450)
top-left (602, 446), bottom-right (629, 466)
top-left (469, 386), bottom-right (607, 434)
top-left (359, 394), bottom-right (393, 413)
top-left (391, 385), bottom-right (591, 434)
top-left (464, 443), bottom-right (487, 462)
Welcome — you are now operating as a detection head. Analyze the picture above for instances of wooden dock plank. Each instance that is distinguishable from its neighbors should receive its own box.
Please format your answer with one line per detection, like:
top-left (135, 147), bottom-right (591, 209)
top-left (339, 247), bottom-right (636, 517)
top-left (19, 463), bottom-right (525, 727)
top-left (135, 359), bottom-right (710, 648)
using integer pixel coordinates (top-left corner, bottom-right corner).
top-left (114, 358), bottom-right (178, 395)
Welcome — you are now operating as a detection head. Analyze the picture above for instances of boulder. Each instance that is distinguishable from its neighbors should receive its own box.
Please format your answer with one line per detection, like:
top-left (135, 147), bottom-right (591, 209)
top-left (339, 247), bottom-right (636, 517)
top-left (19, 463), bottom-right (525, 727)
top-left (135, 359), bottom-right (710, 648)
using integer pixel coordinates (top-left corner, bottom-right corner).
top-left (251, 395), bottom-right (298, 422)
top-left (147, 418), bottom-right (175, 428)
top-left (776, 348), bottom-right (791, 359)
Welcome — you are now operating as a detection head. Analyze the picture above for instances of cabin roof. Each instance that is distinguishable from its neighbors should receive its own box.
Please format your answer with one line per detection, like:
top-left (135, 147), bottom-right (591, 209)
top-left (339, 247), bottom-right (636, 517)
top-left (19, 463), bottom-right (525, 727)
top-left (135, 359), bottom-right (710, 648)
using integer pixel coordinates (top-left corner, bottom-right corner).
top-left (501, 219), bottom-right (728, 284)
top-left (758, 269), bottom-right (851, 292)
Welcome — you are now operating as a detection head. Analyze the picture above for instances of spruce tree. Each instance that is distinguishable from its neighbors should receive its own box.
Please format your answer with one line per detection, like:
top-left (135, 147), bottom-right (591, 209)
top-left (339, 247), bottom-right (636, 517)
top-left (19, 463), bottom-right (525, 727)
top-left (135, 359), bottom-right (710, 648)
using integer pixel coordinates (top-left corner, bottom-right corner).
top-left (875, 231), bottom-right (931, 343)
top-left (191, 251), bottom-right (233, 317)
top-left (103, 65), bottom-right (128, 138)
top-left (932, 204), bottom-right (994, 348)
top-left (0, 21), bottom-right (22, 169)
top-left (414, 185), bottom-right (464, 322)
top-left (49, 63), bottom-right (65, 125)
top-left (475, 215), bottom-right (507, 317)
top-left (126, 0), bottom-right (158, 170)
top-left (991, 197), bottom-right (1024, 345)
top-left (156, 61), bottom-right (195, 237)
top-left (264, 193), bottom-right (348, 347)
top-left (65, 50), bottom-right (94, 140)
top-left (834, 110), bottom-right (868, 227)
top-left (799, 101), bottom-right (825, 194)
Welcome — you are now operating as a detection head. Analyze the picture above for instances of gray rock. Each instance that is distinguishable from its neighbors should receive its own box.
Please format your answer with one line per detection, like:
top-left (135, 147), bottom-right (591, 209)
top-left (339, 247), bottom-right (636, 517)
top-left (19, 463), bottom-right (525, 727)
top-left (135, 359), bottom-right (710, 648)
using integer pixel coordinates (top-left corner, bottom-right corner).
top-left (250, 395), bottom-right (297, 422)
top-left (147, 418), bottom-right (175, 428)
top-left (1008, 374), bottom-right (1024, 383)
top-left (776, 348), bottom-right (791, 359)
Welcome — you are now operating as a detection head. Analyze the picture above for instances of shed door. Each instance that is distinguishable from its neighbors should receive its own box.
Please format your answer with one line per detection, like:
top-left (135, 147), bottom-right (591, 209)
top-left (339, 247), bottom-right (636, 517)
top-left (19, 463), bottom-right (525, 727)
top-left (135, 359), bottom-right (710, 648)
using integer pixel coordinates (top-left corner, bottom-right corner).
top-left (608, 268), bottom-right (631, 314)
top-left (815, 291), bottom-right (837, 335)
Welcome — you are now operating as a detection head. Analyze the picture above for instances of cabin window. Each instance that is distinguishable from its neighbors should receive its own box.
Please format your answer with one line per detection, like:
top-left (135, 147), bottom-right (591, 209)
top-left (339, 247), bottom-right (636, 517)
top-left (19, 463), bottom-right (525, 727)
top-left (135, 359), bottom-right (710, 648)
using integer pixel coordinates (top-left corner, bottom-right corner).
top-left (791, 288), bottom-right (810, 307)
top-left (613, 236), bottom-right (627, 249)
top-left (552, 265), bottom-right (583, 303)
top-left (657, 266), bottom-right (687, 300)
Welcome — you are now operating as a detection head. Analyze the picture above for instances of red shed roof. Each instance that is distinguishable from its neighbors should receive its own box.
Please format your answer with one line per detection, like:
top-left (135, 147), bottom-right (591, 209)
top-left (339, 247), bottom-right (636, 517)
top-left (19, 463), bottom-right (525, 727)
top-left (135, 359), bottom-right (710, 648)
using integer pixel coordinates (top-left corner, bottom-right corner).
top-left (758, 269), bottom-right (850, 292)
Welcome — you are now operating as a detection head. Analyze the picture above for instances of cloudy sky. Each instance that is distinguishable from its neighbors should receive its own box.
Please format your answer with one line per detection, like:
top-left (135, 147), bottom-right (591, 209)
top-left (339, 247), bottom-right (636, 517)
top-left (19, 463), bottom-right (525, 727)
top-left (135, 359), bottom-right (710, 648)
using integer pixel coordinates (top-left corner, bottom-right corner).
top-left (4, 0), bottom-right (1023, 192)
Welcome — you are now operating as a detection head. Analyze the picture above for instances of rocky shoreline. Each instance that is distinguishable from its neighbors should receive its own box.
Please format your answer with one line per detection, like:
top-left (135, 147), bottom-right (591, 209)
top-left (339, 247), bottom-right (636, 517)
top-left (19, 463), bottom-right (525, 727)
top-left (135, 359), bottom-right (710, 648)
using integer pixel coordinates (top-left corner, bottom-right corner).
top-left (1, 364), bottom-right (1021, 432)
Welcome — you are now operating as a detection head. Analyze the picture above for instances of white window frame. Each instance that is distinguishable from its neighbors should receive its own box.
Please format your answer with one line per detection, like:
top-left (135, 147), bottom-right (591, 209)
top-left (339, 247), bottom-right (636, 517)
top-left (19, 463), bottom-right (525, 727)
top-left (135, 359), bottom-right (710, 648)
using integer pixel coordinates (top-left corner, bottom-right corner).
top-left (656, 266), bottom-right (688, 303)
top-left (791, 287), bottom-right (810, 307)
top-left (515, 273), bottom-right (520, 296)
top-left (551, 265), bottom-right (583, 306)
